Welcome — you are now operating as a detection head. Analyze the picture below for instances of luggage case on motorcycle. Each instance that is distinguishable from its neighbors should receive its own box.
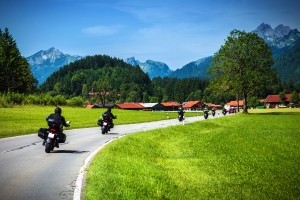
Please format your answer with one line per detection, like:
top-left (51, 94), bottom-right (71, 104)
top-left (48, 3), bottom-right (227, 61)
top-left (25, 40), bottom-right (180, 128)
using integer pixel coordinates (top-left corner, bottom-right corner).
top-left (38, 128), bottom-right (48, 139)
top-left (97, 119), bottom-right (103, 126)
top-left (57, 133), bottom-right (66, 143)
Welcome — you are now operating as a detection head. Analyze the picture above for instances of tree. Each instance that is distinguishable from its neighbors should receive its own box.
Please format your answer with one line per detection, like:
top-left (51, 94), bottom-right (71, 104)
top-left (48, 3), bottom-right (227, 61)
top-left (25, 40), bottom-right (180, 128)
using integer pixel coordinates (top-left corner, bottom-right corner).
top-left (279, 91), bottom-right (286, 105)
top-left (208, 29), bottom-right (278, 113)
top-left (290, 91), bottom-right (300, 107)
top-left (0, 28), bottom-right (37, 93)
top-left (93, 80), bottom-right (112, 108)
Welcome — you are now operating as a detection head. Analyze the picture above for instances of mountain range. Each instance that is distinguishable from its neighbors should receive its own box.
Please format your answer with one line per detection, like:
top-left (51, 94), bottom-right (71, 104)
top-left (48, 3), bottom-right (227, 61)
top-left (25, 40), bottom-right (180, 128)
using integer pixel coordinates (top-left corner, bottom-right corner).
top-left (27, 47), bottom-right (81, 84)
top-left (27, 23), bottom-right (300, 84)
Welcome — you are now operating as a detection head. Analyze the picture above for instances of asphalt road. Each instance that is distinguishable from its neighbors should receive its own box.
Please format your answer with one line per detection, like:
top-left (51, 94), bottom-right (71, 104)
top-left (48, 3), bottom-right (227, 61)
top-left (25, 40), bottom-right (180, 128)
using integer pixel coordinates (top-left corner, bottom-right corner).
top-left (0, 114), bottom-right (223, 200)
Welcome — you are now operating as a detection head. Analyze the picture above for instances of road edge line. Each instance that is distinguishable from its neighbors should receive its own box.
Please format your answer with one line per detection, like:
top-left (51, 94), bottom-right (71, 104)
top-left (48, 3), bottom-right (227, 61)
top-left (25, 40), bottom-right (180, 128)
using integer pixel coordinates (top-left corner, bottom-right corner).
top-left (73, 136), bottom-right (124, 200)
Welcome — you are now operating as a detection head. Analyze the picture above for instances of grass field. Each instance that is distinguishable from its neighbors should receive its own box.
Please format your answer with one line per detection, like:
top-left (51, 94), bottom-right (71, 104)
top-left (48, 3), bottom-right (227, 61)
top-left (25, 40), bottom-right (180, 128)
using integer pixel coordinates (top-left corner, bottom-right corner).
top-left (0, 106), bottom-right (200, 138)
top-left (84, 109), bottom-right (300, 199)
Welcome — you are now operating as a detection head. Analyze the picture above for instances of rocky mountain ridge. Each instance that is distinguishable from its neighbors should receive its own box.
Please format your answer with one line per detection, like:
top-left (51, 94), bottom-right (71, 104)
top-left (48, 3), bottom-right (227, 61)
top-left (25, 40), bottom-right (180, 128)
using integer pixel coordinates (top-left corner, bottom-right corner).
top-left (27, 47), bottom-right (81, 84)
top-left (27, 23), bottom-right (300, 84)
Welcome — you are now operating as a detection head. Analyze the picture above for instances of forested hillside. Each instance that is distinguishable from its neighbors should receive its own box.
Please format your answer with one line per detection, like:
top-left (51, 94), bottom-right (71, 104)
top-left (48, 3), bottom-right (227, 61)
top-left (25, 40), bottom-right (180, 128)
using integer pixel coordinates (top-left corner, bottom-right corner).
top-left (40, 55), bottom-right (152, 103)
top-left (39, 55), bottom-right (211, 104)
top-left (273, 40), bottom-right (300, 85)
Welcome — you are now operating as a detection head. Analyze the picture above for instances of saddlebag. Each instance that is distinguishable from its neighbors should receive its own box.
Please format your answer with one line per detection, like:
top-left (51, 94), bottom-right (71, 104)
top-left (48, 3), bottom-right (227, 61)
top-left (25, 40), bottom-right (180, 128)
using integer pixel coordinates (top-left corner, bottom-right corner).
top-left (38, 128), bottom-right (48, 139)
top-left (57, 133), bottom-right (66, 143)
top-left (97, 119), bottom-right (103, 126)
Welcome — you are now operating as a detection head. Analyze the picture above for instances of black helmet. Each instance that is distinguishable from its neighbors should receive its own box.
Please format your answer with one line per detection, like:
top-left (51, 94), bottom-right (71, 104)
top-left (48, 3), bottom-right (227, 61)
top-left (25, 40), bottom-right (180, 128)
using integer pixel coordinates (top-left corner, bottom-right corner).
top-left (55, 107), bottom-right (62, 114)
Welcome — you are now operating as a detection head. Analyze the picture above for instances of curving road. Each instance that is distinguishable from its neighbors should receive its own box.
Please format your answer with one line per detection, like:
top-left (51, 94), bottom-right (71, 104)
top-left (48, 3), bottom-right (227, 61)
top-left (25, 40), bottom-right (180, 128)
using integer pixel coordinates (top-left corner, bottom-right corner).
top-left (0, 115), bottom-right (223, 200)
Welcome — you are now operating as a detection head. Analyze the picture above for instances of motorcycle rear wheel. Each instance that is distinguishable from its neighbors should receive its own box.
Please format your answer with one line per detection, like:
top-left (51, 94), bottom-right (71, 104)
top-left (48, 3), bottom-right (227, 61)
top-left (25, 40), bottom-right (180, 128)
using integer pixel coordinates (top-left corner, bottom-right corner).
top-left (45, 143), bottom-right (52, 153)
top-left (101, 127), bottom-right (107, 134)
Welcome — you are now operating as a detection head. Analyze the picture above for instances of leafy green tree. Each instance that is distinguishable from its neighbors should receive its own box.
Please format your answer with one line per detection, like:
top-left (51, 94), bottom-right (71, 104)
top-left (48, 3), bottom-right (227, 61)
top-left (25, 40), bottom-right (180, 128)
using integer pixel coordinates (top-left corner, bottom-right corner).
top-left (0, 28), bottom-right (37, 93)
top-left (82, 84), bottom-right (89, 100)
top-left (279, 92), bottom-right (286, 105)
top-left (290, 91), bottom-right (299, 106)
top-left (208, 29), bottom-right (278, 113)
top-left (93, 80), bottom-right (112, 107)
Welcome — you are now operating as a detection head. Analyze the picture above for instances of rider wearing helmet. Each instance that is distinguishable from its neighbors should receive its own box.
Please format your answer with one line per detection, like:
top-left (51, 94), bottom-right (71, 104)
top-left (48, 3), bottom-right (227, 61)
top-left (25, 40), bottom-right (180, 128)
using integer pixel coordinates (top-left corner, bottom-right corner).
top-left (178, 106), bottom-right (185, 121)
top-left (101, 107), bottom-right (116, 130)
top-left (45, 107), bottom-right (70, 147)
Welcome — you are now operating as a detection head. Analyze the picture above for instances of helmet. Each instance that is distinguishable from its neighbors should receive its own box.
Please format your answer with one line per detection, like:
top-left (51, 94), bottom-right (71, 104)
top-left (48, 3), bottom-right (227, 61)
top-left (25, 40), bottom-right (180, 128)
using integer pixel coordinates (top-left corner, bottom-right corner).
top-left (107, 107), bottom-right (111, 112)
top-left (55, 107), bottom-right (62, 115)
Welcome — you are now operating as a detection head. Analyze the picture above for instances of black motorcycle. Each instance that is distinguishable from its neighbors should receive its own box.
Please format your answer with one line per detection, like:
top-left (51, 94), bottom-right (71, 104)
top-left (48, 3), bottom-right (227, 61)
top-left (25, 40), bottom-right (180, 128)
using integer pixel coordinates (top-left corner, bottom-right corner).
top-left (178, 114), bottom-right (184, 122)
top-left (222, 109), bottom-right (227, 116)
top-left (98, 115), bottom-right (117, 134)
top-left (38, 121), bottom-right (70, 153)
top-left (203, 110), bottom-right (209, 119)
top-left (211, 110), bottom-right (216, 117)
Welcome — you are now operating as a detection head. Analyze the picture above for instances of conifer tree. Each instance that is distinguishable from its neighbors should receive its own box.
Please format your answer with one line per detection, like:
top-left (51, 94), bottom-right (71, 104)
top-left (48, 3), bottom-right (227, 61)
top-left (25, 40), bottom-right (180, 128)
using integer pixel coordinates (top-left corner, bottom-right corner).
top-left (0, 28), bottom-right (37, 93)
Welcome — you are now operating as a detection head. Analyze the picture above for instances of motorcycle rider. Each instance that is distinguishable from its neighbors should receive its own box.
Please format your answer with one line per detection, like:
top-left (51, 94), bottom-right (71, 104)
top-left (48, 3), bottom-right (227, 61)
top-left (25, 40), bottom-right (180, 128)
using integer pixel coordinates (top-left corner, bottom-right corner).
top-left (178, 106), bottom-right (185, 121)
top-left (101, 107), bottom-right (116, 130)
top-left (45, 107), bottom-right (70, 148)
top-left (203, 107), bottom-right (209, 119)
top-left (211, 107), bottom-right (216, 117)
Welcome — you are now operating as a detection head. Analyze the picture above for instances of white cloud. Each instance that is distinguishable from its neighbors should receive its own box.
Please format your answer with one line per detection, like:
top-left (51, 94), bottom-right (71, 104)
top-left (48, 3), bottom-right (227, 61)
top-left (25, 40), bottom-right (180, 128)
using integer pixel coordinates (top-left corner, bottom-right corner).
top-left (82, 25), bottom-right (123, 36)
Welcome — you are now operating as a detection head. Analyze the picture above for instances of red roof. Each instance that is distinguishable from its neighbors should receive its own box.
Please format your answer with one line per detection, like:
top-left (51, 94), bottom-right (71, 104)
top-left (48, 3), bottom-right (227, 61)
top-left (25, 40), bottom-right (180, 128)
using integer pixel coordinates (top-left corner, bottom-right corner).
top-left (226, 100), bottom-right (244, 107)
top-left (265, 94), bottom-right (294, 103)
top-left (161, 102), bottom-right (180, 107)
top-left (204, 102), bottom-right (222, 108)
top-left (182, 101), bottom-right (201, 109)
top-left (86, 104), bottom-right (101, 109)
top-left (115, 102), bottom-right (144, 109)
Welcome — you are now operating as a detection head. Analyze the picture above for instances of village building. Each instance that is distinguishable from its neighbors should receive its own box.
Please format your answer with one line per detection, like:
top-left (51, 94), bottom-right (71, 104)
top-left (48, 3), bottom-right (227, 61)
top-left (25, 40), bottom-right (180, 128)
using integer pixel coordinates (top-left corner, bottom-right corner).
top-left (182, 101), bottom-right (202, 111)
top-left (139, 103), bottom-right (165, 111)
top-left (161, 102), bottom-right (181, 111)
top-left (264, 93), bottom-right (299, 108)
top-left (115, 102), bottom-right (144, 110)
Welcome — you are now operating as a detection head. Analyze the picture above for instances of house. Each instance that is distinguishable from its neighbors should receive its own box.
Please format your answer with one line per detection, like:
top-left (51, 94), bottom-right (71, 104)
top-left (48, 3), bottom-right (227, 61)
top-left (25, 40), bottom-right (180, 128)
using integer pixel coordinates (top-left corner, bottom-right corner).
top-left (182, 101), bottom-right (202, 111)
top-left (264, 94), bottom-right (299, 108)
top-left (115, 102), bottom-right (144, 110)
top-left (161, 102), bottom-right (181, 111)
top-left (203, 102), bottom-right (223, 110)
top-left (226, 100), bottom-right (244, 108)
top-left (86, 104), bottom-right (101, 109)
top-left (139, 103), bottom-right (165, 111)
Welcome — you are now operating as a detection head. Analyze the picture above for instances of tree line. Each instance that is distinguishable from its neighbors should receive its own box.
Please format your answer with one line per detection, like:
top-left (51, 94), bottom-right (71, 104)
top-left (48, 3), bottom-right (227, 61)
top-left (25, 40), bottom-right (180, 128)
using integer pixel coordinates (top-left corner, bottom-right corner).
top-left (0, 28), bottom-right (299, 109)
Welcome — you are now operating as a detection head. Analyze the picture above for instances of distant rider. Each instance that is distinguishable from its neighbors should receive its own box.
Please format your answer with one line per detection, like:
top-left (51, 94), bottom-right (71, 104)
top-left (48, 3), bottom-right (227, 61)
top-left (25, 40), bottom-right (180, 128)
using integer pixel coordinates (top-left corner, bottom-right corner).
top-left (102, 107), bottom-right (117, 130)
top-left (178, 106), bottom-right (185, 121)
top-left (45, 107), bottom-right (70, 147)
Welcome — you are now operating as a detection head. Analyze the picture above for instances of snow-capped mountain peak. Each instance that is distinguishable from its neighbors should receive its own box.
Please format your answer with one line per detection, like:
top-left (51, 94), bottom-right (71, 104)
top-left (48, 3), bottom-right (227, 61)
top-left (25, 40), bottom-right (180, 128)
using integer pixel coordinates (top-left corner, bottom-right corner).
top-left (27, 47), bottom-right (81, 84)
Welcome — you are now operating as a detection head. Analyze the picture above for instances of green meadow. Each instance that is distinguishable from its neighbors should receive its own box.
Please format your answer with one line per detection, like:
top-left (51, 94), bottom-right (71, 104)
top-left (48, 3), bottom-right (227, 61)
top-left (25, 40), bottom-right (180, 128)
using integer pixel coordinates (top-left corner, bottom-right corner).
top-left (1, 107), bottom-right (299, 199)
top-left (84, 109), bottom-right (300, 199)
top-left (0, 106), bottom-right (199, 138)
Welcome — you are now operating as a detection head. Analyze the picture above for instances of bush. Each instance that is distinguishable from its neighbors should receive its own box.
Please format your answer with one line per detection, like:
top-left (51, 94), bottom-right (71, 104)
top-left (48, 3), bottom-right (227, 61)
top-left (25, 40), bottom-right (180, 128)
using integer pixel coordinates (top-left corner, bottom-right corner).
top-left (67, 96), bottom-right (83, 107)
top-left (53, 95), bottom-right (67, 106)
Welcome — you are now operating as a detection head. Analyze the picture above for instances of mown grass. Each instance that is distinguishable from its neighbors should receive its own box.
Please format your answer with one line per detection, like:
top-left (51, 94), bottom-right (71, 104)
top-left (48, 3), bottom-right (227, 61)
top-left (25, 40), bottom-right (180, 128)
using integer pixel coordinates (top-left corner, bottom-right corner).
top-left (84, 109), bottom-right (300, 199)
top-left (0, 106), bottom-right (200, 138)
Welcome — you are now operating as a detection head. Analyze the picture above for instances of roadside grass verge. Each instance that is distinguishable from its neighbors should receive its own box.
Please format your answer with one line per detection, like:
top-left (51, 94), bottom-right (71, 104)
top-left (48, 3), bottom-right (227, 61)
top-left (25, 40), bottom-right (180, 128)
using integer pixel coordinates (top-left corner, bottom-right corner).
top-left (84, 110), bottom-right (300, 199)
top-left (0, 106), bottom-right (200, 138)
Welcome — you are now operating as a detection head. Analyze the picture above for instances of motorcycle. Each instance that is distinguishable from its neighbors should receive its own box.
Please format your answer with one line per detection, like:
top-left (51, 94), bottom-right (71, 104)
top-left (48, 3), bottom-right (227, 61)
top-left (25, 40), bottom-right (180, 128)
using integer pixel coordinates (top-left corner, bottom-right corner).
top-left (98, 115), bottom-right (117, 134)
top-left (211, 110), bottom-right (216, 117)
top-left (222, 109), bottom-right (227, 116)
top-left (203, 110), bottom-right (209, 119)
top-left (178, 113), bottom-right (184, 122)
top-left (38, 121), bottom-right (70, 153)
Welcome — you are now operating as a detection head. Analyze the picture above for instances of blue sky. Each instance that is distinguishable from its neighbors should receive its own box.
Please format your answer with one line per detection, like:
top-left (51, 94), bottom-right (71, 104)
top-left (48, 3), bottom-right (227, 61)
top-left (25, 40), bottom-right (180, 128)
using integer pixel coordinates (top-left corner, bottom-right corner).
top-left (1, 0), bottom-right (299, 69)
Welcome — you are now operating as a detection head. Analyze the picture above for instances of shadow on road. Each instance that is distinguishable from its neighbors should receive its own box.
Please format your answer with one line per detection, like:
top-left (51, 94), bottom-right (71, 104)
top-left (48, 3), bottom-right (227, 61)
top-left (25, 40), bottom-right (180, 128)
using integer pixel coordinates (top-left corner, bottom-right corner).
top-left (105, 132), bottom-right (119, 135)
top-left (52, 150), bottom-right (89, 154)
